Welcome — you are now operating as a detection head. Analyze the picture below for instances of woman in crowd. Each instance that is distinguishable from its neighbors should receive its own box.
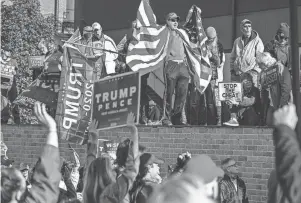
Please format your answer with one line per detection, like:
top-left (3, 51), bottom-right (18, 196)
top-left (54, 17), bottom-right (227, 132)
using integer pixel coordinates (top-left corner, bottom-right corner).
top-left (130, 153), bottom-right (163, 203)
top-left (82, 115), bottom-right (139, 203)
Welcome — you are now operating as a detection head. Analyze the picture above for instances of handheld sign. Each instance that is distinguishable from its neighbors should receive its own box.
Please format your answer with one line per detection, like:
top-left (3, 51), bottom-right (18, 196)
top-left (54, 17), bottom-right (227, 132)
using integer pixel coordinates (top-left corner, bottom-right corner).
top-left (260, 65), bottom-right (278, 89)
top-left (1, 62), bottom-right (16, 90)
top-left (218, 83), bottom-right (242, 102)
top-left (93, 72), bottom-right (140, 130)
top-left (28, 56), bottom-right (44, 69)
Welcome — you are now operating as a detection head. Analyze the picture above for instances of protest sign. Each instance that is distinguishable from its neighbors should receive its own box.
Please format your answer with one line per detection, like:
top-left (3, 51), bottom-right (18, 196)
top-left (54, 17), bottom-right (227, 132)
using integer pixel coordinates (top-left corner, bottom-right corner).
top-left (103, 140), bottom-right (118, 160)
top-left (1, 61), bottom-right (16, 90)
top-left (260, 65), bottom-right (278, 89)
top-left (93, 72), bottom-right (140, 130)
top-left (13, 72), bottom-right (60, 108)
top-left (28, 56), bottom-right (44, 69)
top-left (56, 45), bottom-right (95, 144)
top-left (218, 83), bottom-right (242, 102)
top-left (97, 139), bottom-right (109, 157)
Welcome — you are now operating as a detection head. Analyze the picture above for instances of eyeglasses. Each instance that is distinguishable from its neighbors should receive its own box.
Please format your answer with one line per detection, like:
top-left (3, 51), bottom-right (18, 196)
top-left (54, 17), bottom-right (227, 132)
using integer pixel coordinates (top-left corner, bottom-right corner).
top-left (227, 163), bottom-right (238, 168)
top-left (168, 19), bottom-right (178, 22)
top-left (243, 24), bottom-right (251, 28)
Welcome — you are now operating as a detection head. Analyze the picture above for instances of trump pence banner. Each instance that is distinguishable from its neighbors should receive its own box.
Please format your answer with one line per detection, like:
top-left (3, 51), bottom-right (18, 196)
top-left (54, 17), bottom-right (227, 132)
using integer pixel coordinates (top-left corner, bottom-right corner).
top-left (56, 45), bottom-right (95, 144)
top-left (93, 72), bottom-right (140, 130)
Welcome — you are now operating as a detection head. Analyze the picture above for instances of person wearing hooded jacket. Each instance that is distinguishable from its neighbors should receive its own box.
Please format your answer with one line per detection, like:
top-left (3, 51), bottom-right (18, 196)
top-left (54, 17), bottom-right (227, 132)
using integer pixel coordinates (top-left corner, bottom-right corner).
top-left (91, 22), bottom-right (118, 78)
top-left (265, 23), bottom-right (291, 73)
top-left (224, 19), bottom-right (264, 127)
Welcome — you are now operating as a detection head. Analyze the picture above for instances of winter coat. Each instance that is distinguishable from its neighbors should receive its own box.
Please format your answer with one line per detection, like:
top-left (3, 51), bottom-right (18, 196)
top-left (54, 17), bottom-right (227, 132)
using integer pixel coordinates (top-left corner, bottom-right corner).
top-left (264, 38), bottom-right (291, 71)
top-left (219, 174), bottom-right (249, 203)
top-left (22, 145), bottom-right (61, 203)
top-left (230, 31), bottom-right (264, 75)
top-left (273, 124), bottom-right (301, 203)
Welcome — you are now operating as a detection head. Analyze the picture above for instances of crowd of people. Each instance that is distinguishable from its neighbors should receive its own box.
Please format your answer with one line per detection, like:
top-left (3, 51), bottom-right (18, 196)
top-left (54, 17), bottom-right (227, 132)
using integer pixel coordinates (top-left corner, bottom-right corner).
top-left (1, 5), bottom-right (292, 126)
top-left (0, 7), bottom-right (296, 128)
top-left (1, 101), bottom-right (300, 203)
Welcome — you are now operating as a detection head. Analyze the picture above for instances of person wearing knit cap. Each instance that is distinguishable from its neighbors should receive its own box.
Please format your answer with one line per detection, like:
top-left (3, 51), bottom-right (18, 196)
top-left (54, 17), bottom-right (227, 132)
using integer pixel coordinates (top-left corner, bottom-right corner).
top-left (203, 26), bottom-right (225, 125)
top-left (75, 26), bottom-right (94, 58)
top-left (224, 19), bottom-right (264, 127)
top-left (264, 23), bottom-right (291, 72)
top-left (219, 158), bottom-right (249, 203)
top-left (90, 22), bottom-right (118, 78)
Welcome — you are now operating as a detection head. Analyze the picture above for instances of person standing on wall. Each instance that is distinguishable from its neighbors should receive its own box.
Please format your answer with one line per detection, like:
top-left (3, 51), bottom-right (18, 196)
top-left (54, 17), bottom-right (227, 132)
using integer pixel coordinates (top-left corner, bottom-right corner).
top-left (204, 26), bottom-right (225, 125)
top-left (1, 49), bottom-right (20, 124)
top-left (224, 19), bottom-right (264, 126)
top-left (162, 13), bottom-right (190, 126)
top-left (91, 22), bottom-right (118, 79)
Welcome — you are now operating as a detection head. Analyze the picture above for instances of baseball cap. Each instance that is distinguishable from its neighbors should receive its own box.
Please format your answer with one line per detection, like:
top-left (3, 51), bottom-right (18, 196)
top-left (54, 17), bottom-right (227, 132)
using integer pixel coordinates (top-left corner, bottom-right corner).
top-left (240, 19), bottom-right (252, 27)
top-left (1, 155), bottom-right (14, 167)
top-left (92, 22), bottom-right (102, 31)
top-left (19, 163), bottom-right (29, 171)
top-left (149, 100), bottom-right (156, 106)
top-left (139, 153), bottom-right (164, 170)
top-left (166, 12), bottom-right (180, 21)
top-left (184, 155), bottom-right (224, 184)
top-left (83, 26), bottom-right (93, 33)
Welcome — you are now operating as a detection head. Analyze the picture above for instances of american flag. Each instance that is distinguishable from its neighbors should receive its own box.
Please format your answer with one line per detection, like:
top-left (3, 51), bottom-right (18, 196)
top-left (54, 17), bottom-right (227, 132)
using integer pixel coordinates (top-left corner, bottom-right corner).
top-left (126, 0), bottom-right (170, 74)
top-left (182, 5), bottom-right (212, 93)
top-left (64, 28), bottom-right (81, 46)
top-left (126, 0), bottom-right (211, 93)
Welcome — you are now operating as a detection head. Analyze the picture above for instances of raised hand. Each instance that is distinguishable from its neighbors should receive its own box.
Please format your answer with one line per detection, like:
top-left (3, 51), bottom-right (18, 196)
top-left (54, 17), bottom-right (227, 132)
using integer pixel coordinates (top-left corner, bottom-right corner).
top-left (88, 119), bottom-right (99, 142)
top-left (34, 102), bottom-right (56, 132)
top-left (273, 103), bottom-right (298, 130)
top-left (126, 112), bottom-right (136, 125)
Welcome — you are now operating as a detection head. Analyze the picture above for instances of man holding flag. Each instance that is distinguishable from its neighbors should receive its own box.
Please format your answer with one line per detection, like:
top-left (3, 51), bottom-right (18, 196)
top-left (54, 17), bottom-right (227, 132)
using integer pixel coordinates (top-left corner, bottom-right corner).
top-left (163, 12), bottom-right (190, 125)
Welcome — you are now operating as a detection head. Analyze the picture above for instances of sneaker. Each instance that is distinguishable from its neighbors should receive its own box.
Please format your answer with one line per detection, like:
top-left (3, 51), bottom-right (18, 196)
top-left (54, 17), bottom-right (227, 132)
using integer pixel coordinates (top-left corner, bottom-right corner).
top-left (162, 119), bottom-right (173, 126)
top-left (223, 118), bottom-right (239, 127)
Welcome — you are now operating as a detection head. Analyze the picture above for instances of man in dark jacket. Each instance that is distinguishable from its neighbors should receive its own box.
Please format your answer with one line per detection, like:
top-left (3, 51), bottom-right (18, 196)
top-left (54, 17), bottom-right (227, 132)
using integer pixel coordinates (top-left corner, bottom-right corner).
top-left (265, 23), bottom-right (291, 72)
top-left (220, 158), bottom-right (249, 203)
top-left (272, 103), bottom-right (300, 203)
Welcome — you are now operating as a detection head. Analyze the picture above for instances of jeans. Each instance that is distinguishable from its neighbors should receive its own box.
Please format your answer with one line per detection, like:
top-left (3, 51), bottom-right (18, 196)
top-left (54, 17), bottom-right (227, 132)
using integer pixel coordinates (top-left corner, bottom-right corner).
top-left (164, 60), bottom-right (189, 125)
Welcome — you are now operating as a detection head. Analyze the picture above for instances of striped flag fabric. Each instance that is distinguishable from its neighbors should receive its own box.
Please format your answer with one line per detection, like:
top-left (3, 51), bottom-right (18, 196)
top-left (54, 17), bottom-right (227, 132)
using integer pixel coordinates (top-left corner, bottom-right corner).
top-left (64, 28), bottom-right (81, 46)
top-left (116, 35), bottom-right (127, 52)
top-left (126, 0), bottom-right (170, 74)
top-left (127, 0), bottom-right (211, 93)
top-left (182, 5), bottom-right (212, 93)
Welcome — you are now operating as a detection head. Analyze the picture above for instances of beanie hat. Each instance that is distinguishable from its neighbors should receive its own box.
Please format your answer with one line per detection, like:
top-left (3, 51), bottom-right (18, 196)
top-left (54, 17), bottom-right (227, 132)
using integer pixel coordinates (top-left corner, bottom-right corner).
top-left (277, 23), bottom-right (290, 38)
top-left (206, 27), bottom-right (217, 39)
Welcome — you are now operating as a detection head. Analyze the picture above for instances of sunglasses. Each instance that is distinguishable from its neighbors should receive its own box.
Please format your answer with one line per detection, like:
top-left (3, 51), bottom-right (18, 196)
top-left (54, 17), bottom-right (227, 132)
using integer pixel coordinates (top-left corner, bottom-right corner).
top-left (168, 18), bottom-right (178, 22)
top-left (227, 163), bottom-right (238, 168)
top-left (279, 35), bottom-right (288, 40)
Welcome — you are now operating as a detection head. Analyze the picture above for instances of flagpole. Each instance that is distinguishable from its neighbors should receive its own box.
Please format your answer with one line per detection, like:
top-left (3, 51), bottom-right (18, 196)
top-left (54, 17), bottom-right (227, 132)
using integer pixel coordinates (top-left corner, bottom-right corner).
top-left (62, 40), bottom-right (125, 56)
top-left (289, 0), bottom-right (301, 140)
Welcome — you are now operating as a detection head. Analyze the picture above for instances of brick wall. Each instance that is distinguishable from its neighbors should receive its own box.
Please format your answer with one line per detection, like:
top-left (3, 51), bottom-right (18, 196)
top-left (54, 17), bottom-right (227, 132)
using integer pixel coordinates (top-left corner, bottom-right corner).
top-left (1, 125), bottom-right (274, 203)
